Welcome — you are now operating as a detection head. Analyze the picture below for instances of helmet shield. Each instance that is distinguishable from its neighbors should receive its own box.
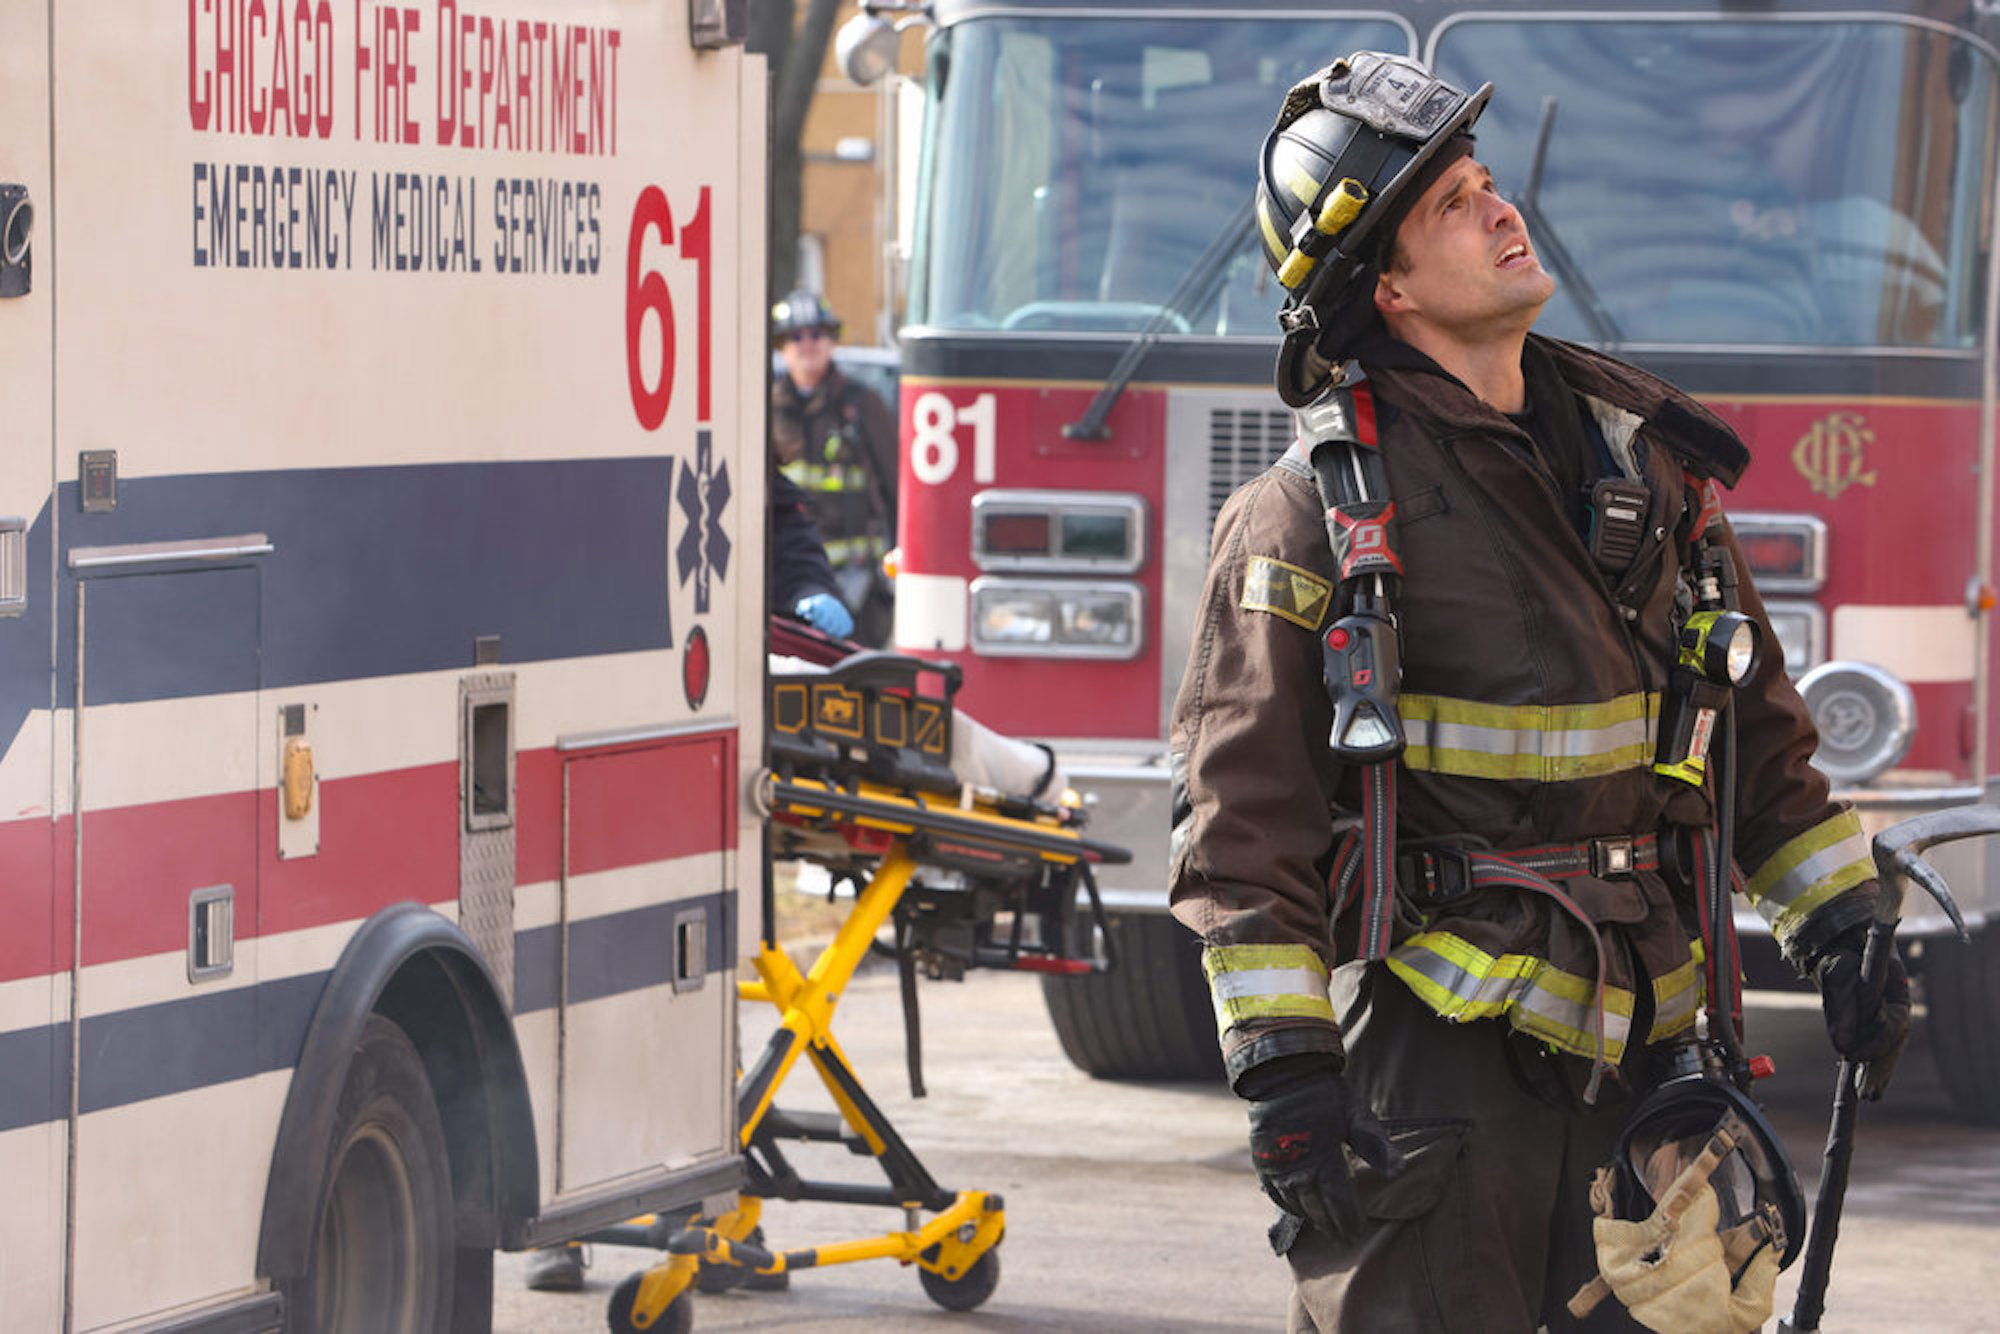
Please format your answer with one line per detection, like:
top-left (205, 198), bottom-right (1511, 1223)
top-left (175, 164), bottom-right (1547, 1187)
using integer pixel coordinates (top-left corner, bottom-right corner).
top-left (1254, 51), bottom-right (1492, 405)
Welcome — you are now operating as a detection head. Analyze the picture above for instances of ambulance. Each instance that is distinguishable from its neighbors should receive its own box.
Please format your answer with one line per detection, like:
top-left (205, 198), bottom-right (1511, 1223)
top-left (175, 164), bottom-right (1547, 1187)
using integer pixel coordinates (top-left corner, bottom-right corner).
top-left (0, 1), bottom-right (766, 1327)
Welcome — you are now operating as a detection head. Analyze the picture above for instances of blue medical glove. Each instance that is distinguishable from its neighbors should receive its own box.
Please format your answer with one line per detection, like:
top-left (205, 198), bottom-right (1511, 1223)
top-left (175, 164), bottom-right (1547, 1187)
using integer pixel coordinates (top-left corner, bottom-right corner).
top-left (794, 592), bottom-right (854, 639)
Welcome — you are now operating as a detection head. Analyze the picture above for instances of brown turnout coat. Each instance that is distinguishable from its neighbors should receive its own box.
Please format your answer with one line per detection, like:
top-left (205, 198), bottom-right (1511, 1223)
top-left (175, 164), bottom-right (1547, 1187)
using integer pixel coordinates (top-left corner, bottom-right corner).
top-left (1170, 334), bottom-right (1876, 1082)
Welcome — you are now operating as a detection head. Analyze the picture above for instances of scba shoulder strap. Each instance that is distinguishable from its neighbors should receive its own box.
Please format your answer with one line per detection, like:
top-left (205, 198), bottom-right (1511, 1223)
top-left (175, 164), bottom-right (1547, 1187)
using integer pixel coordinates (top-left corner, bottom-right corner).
top-left (1293, 380), bottom-right (1407, 960)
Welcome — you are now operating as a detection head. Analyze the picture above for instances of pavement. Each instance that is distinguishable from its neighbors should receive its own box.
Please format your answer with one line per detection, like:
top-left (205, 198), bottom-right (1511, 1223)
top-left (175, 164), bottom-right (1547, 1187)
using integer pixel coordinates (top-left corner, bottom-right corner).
top-left (494, 961), bottom-right (2000, 1332)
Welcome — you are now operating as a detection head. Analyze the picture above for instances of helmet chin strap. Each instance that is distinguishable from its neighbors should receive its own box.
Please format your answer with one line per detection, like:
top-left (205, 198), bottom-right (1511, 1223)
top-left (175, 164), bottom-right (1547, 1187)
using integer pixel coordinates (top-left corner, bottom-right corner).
top-left (1275, 328), bottom-right (1340, 408)
top-left (1275, 272), bottom-right (1381, 407)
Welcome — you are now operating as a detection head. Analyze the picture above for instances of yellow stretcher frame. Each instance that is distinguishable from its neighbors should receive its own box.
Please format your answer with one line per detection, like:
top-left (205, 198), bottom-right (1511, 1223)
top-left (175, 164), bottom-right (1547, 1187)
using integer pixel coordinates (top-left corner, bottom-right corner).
top-left (607, 770), bottom-right (1127, 1332)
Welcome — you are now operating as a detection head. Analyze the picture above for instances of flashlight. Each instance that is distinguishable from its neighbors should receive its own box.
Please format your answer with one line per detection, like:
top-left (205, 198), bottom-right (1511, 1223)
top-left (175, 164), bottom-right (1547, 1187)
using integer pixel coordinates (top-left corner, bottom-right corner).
top-left (1681, 610), bottom-right (1761, 686)
top-left (1656, 612), bottom-right (1762, 784)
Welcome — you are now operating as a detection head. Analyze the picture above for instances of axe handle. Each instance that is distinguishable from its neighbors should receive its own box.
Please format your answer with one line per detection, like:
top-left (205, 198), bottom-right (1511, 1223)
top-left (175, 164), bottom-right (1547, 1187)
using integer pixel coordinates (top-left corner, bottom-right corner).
top-left (1785, 914), bottom-right (1892, 1332)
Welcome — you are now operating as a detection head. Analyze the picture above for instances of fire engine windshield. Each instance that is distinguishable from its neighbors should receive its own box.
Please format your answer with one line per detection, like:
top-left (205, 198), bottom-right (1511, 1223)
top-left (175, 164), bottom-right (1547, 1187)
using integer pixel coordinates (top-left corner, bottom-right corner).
top-left (909, 16), bottom-right (1407, 336)
top-left (1433, 17), bottom-right (1997, 349)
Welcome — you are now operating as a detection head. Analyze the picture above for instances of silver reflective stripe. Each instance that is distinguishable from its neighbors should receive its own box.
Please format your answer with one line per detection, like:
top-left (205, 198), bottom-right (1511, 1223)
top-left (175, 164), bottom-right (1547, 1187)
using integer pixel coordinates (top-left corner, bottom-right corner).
top-left (1399, 692), bottom-right (1662, 782)
top-left (1745, 813), bottom-right (1873, 939)
top-left (1203, 945), bottom-right (1335, 1031)
top-left (1408, 712), bottom-right (1654, 760)
top-left (1210, 966), bottom-right (1329, 1004)
top-left (1385, 938), bottom-right (1635, 1063)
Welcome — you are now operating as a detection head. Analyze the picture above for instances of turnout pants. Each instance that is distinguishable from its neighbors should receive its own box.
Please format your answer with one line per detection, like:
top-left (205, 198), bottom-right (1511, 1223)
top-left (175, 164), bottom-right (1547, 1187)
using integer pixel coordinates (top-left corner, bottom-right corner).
top-left (1282, 964), bottom-right (1653, 1334)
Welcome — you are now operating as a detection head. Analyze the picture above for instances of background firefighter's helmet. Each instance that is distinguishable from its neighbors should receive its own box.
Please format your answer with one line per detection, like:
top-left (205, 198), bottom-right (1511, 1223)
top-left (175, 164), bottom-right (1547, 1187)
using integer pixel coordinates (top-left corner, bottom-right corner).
top-left (1254, 51), bottom-right (1492, 406)
top-left (771, 287), bottom-right (842, 343)
top-left (1606, 1070), bottom-right (1807, 1271)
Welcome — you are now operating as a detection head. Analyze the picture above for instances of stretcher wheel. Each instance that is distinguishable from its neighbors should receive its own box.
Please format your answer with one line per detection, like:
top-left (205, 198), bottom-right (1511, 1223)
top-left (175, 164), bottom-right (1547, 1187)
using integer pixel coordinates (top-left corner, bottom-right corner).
top-left (606, 1271), bottom-right (692, 1334)
top-left (919, 1247), bottom-right (1000, 1311)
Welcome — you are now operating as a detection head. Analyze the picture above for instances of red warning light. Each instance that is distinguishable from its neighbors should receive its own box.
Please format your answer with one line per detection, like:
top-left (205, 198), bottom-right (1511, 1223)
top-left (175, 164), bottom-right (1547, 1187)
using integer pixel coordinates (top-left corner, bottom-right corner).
top-left (684, 625), bottom-right (711, 712)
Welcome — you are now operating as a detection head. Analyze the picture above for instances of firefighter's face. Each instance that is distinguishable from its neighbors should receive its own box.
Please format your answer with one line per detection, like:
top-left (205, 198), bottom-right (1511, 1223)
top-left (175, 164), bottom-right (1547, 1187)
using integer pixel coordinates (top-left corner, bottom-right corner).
top-left (1372, 155), bottom-right (1553, 344)
top-left (781, 323), bottom-right (836, 387)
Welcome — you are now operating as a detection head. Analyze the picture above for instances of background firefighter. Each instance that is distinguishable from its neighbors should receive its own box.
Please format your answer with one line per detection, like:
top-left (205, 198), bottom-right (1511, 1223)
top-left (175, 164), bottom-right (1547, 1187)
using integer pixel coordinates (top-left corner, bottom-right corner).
top-left (773, 467), bottom-right (857, 640)
top-left (771, 287), bottom-right (899, 646)
top-left (1168, 51), bottom-right (1912, 1332)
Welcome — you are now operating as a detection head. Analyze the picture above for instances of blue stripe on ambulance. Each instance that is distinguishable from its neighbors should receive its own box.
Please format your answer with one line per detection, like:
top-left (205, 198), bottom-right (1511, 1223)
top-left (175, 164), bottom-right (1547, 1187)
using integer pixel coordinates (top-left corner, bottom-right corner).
top-left (0, 890), bottom-right (737, 1133)
top-left (0, 455), bottom-right (699, 751)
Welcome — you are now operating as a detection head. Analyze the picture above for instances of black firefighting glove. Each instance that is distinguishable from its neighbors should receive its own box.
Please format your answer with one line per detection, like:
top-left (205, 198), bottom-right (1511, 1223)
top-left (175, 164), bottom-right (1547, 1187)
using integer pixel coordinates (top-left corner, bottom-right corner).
top-left (1241, 1055), bottom-right (1403, 1243)
top-left (1809, 924), bottom-right (1913, 1101)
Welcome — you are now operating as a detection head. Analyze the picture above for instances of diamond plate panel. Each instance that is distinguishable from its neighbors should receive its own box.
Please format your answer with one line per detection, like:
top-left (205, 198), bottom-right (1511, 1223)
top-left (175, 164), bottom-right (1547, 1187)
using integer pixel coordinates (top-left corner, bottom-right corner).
top-left (460, 671), bottom-right (517, 1009)
top-left (461, 824), bottom-right (517, 1010)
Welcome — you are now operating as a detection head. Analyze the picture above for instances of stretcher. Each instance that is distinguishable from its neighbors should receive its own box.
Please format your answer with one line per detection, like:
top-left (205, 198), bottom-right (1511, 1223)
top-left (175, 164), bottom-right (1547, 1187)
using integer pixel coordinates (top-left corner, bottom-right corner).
top-left (606, 623), bottom-right (1130, 1332)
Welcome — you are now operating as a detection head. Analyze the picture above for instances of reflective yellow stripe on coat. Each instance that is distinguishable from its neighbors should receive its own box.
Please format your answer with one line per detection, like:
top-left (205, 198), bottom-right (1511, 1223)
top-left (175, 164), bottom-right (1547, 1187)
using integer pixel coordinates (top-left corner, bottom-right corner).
top-left (1203, 944), bottom-right (1335, 1032)
top-left (1385, 931), bottom-right (1702, 1064)
top-left (1744, 811), bottom-right (1873, 944)
top-left (1399, 691), bottom-right (1663, 782)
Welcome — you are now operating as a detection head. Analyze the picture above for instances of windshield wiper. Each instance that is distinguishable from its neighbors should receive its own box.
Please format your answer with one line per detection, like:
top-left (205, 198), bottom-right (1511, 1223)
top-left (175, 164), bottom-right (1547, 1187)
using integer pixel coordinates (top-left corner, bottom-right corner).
top-left (1515, 96), bottom-right (1622, 348)
top-left (1063, 197), bottom-right (1256, 440)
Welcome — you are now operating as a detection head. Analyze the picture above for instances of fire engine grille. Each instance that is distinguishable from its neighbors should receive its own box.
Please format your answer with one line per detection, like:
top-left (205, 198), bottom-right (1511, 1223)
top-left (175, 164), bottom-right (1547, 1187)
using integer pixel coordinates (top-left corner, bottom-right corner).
top-left (1207, 407), bottom-right (1293, 533)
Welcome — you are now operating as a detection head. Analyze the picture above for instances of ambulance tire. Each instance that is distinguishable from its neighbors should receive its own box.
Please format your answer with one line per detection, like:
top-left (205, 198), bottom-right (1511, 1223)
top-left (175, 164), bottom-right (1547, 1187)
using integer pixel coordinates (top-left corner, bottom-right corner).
top-left (1924, 922), bottom-right (2000, 1125)
top-left (452, 1246), bottom-right (495, 1332)
top-left (1039, 912), bottom-right (1223, 1081)
top-left (291, 1014), bottom-right (457, 1333)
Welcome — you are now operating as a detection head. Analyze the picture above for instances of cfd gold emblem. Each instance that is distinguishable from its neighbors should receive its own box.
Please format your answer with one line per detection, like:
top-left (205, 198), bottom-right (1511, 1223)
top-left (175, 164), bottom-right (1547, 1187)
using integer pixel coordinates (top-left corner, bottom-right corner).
top-left (1791, 410), bottom-right (1878, 500)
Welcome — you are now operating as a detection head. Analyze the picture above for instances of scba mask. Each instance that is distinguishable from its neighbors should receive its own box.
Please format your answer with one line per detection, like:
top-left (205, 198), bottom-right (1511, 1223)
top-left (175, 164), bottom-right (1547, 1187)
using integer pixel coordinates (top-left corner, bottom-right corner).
top-left (1570, 1070), bottom-right (1806, 1333)
top-left (1253, 51), bottom-right (1491, 406)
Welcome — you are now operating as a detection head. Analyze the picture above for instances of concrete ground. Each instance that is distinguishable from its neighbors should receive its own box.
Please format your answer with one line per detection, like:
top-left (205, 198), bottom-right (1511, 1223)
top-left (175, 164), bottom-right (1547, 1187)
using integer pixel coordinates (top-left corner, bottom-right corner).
top-left (494, 962), bottom-right (2000, 1333)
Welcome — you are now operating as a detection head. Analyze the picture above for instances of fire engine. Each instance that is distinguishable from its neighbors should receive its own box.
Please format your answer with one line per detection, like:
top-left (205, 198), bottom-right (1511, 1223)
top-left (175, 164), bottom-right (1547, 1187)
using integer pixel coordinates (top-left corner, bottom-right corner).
top-left (841, 0), bottom-right (2000, 1122)
top-left (0, 1), bottom-right (765, 1328)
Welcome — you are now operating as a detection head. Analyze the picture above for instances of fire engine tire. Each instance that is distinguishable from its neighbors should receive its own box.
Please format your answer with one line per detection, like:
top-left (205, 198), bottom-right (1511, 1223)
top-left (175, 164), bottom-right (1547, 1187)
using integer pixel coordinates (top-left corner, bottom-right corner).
top-left (919, 1247), bottom-right (1001, 1311)
top-left (1039, 912), bottom-right (1223, 1082)
top-left (1923, 923), bottom-right (2000, 1125)
top-left (607, 1272), bottom-right (693, 1334)
top-left (290, 1014), bottom-right (457, 1334)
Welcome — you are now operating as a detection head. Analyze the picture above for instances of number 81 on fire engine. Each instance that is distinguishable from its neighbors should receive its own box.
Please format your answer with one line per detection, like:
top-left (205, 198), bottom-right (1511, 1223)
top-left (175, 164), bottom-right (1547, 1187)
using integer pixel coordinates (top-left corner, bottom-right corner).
top-left (910, 390), bottom-right (996, 485)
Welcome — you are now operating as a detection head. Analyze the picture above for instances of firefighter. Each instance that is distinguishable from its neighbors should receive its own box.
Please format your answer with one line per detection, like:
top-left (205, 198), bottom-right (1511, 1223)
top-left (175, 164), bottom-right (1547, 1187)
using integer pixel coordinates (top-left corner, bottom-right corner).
top-left (771, 287), bottom-right (898, 646)
top-left (1169, 51), bottom-right (1911, 1331)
